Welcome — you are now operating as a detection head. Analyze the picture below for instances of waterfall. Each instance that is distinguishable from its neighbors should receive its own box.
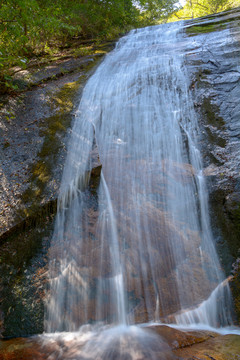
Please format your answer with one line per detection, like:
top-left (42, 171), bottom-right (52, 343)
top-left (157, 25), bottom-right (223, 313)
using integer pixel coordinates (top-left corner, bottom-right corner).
top-left (45, 21), bottom-right (233, 333)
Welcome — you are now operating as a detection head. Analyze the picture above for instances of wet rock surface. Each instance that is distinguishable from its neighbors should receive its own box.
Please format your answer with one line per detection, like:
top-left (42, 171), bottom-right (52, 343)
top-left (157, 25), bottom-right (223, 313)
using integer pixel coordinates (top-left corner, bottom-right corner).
top-left (0, 6), bottom-right (240, 349)
top-left (0, 49), bottom-right (106, 337)
top-left (0, 54), bottom-right (106, 237)
top-left (0, 326), bottom-right (239, 360)
top-left (174, 333), bottom-right (240, 360)
top-left (182, 8), bottom-right (240, 320)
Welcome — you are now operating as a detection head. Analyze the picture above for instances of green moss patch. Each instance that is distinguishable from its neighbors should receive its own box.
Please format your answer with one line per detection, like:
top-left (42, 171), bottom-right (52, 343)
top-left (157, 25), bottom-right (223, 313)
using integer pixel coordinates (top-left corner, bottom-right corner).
top-left (187, 22), bottom-right (227, 35)
top-left (201, 98), bottom-right (225, 129)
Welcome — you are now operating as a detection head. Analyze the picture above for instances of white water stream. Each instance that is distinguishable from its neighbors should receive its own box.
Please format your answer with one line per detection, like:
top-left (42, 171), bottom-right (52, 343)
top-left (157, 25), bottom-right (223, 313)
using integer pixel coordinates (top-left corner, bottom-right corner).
top-left (45, 21), bottom-right (235, 341)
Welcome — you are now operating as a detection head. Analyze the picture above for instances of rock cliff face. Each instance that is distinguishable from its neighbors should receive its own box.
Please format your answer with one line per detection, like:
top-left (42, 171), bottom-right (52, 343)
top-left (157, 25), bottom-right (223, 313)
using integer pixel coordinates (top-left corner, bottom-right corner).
top-left (182, 7), bottom-right (240, 319)
top-left (0, 9), bottom-right (240, 339)
top-left (0, 52), bottom-right (107, 239)
top-left (0, 52), bottom-right (106, 338)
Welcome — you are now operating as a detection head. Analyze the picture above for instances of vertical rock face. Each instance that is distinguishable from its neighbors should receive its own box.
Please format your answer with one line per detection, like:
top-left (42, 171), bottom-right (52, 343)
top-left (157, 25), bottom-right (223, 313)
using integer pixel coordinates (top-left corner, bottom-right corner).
top-left (0, 61), bottom-right (103, 338)
top-left (183, 8), bottom-right (240, 319)
top-left (1, 8), bottom-right (240, 340)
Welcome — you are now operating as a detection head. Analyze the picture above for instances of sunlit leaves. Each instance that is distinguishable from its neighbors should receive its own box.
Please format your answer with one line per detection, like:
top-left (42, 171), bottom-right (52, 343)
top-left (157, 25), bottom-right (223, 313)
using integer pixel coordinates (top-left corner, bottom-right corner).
top-left (135, 0), bottom-right (178, 21)
top-left (0, 0), bottom-right (179, 92)
top-left (169, 0), bottom-right (240, 20)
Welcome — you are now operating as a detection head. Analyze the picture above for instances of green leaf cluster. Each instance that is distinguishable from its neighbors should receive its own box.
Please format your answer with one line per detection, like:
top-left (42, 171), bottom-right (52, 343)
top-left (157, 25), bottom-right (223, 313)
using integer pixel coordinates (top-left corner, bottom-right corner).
top-left (0, 0), bottom-right (178, 93)
top-left (137, 0), bottom-right (179, 23)
top-left (169, 0), bottom-right (240, 21)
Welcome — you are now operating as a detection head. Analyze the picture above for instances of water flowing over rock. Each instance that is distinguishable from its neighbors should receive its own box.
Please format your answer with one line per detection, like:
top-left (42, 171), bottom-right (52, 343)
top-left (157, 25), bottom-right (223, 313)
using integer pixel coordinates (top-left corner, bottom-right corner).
top-left (45, 20), bottom-right (234, 333)
top-left (1, 7), bottom-right (240, 358)
top-left (1, 324), bottom-right (240, 359)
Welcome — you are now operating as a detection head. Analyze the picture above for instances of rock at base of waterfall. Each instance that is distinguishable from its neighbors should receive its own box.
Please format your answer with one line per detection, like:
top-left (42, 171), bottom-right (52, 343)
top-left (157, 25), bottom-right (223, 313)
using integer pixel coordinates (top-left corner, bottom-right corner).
top-left (0, 326), bottom-right (239, 360)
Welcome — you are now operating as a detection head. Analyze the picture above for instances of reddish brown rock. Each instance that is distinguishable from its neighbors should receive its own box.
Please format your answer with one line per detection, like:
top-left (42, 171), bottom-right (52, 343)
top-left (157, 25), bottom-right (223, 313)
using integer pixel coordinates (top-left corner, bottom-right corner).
top-left (174, 333), bottom-right (240, 360)
top-left (1, 327), bottom-right (239, 360)
top-left (162, 159), bottom-right (196, 185)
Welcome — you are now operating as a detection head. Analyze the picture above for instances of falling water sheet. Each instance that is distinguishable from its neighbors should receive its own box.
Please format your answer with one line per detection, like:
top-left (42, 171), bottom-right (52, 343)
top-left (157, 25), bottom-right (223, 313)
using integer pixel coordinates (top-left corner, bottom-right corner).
top-left (44, 20), bottom-right (237, 358)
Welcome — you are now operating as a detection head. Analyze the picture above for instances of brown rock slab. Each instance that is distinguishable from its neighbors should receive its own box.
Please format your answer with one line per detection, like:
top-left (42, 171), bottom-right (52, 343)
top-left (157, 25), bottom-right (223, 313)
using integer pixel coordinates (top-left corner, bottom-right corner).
top-left (0, 327), bottom-right (239, 360)
top-left (146, 325), bottom-right (217, 349)
top-left (174, 333), bottom-right (240, 360)
top-left (0, 337), bottom-right (47, 360)
top-left (162, 160), bottom-right (196, 185)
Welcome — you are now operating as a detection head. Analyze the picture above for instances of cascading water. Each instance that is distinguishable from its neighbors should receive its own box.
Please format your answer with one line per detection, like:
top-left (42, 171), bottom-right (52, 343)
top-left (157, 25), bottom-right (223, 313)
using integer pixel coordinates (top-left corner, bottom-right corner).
top-left (45, 21), bottom-right (234, 339)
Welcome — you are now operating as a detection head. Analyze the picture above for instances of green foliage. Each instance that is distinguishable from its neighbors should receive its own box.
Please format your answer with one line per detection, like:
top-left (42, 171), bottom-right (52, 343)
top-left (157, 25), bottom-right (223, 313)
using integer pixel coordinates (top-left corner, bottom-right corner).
top-left (169, 0), bottom-right (240, 21)
top-left (137, 0), bottom-right (178, 22)
top-left (0, 0), bottom-right (178, 93)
